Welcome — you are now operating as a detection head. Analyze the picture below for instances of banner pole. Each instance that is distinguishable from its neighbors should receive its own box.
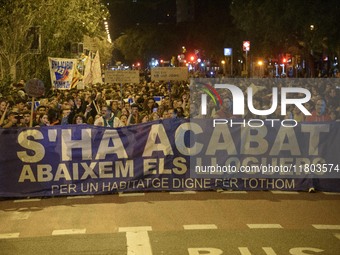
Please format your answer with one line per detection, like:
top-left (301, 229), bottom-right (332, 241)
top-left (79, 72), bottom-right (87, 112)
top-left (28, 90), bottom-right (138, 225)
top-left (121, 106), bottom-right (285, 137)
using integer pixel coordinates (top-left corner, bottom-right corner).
top-left (120, 83), bottom-right (123, 104)
top-left (30, 97), bottom-right (35, 127)
top-left (93, 100), bottom-right (100, 114)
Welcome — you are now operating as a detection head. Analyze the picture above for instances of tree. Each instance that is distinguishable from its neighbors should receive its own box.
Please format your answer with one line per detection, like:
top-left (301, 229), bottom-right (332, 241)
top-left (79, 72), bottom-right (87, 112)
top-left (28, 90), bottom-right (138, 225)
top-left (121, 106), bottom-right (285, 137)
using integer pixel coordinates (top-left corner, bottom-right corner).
top-left (112, 0), bottom-right (241, 68)
top-left (0, 0), bottom-right (110, 92)
top-left (113, 24), bottom-right (180, 64)
top-left (230, 0), bottom-right (340, 76)
top-left (0, 1), bottom-right (38, 82)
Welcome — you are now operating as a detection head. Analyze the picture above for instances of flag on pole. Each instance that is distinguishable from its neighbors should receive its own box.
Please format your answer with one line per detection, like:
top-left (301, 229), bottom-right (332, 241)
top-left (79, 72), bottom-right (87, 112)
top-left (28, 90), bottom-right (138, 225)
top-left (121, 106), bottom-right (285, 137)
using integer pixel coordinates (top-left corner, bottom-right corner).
top-left (71, 65), bottom-right (83, 89)
top-left (83, 52), bottom-right (92, 85)
top-left (92, 50), bottom-right (103, 85)
top-left (83, 51), bottom-right (103, 86)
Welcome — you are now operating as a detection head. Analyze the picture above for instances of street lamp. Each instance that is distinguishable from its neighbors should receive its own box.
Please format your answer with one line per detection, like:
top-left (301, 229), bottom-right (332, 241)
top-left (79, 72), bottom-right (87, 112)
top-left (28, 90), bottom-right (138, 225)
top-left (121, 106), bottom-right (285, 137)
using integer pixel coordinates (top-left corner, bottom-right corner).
top-left (221, 60), bottom-right (226, 75)
top-left (257, 60), bottom-right (263, 77)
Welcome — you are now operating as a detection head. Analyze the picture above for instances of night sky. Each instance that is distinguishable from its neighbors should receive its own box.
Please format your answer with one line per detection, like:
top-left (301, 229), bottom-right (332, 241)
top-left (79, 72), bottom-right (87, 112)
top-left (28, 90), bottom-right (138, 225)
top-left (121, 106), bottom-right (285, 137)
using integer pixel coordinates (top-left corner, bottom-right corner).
top-left (105, 0), bottom-right (231, 40)
top-left (105, 0), bottom-right (177, 39)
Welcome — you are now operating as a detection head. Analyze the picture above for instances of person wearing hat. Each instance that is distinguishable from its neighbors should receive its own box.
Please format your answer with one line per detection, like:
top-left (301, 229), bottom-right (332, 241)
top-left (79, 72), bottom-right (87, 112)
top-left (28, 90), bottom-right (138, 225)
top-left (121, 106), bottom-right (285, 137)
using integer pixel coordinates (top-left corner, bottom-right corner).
top-left (1, 111), bottom-right (19, 128)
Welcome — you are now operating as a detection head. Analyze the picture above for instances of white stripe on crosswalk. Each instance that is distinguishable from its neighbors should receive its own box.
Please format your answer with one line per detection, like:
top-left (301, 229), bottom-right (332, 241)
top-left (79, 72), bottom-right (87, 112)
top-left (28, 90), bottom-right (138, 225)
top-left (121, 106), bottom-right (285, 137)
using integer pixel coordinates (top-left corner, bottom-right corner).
top-left (118, 193), bottom-right (145, 197)
top-left (219, 191), bottom-right (247, 194)
top-left (14, 198), bottom-right (41, 203)
top-left (119, 226), bottom-right (153, 255)
top-left (312, 225), bottom-right (340, 230)
top-left (322, 192), bottom-right (340, 195)
top-left (183, 224), bottom-right (217, 230)
top-left (169, 191), bottom-right (197, 195)
top-left (247, 224), bottom-right (283, 229)
top-left (52, 229), bottom-right (86, 236)
top-left (271, 191), bottom-right (299, 194)
top-left (0, 233), bottom-right (20, 239)
top-left (66, 195), bottom-right (94, 199)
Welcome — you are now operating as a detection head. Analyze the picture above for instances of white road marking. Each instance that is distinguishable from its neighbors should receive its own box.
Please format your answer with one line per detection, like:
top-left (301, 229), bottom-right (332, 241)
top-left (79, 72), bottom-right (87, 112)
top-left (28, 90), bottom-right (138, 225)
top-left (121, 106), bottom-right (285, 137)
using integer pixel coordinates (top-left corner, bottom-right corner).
top-left (0, 233), bottom-right (20, 239)
top-left (52, 229), bottom-right (86, 236)
top-left (322, 192), bottom-right (340, 195)
top-left (219, 191), bottom-right (247, 194)
top-left (169, 191), bottom-right (197, 195)
top-left (66, 195), bottom-right (94, 199)
top-left (271, 191), bottom-right (299, 194)
top-left (119, 226), bottom-right (153, 255)
top-left (312, 225), bottom-right (340, 230)
top-left (334, 233), bottom-right (340, 240)
top-left (247, 224), bottom-right (283, 229)
top-left (14, 198), bottom-right (41, 203)
top-left (183, 224), bottom-right (218, 230)
top-left (118, 193), bottom-right (145, 197)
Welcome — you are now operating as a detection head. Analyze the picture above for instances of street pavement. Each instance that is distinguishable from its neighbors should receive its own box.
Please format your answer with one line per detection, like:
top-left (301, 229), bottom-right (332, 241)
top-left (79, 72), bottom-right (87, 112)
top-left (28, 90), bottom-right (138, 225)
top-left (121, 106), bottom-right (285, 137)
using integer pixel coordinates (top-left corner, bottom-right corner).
top-left (0, 191), bottom-right (340, 255)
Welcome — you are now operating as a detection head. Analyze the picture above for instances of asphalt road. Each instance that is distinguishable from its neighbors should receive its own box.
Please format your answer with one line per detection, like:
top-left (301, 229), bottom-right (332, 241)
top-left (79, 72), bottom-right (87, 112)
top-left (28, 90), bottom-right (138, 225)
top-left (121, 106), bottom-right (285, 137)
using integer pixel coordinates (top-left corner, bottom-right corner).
top-left (1, 191), bottom-right (340, 255)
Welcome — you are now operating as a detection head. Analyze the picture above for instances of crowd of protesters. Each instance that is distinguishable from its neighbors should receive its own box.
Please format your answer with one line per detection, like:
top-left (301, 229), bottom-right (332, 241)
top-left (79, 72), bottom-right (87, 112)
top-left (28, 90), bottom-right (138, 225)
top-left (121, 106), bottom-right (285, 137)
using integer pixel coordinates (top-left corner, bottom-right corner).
top-left (0, 77), bottom-right (339, 129)
top-left (0, 80), bottom-right (191, 128)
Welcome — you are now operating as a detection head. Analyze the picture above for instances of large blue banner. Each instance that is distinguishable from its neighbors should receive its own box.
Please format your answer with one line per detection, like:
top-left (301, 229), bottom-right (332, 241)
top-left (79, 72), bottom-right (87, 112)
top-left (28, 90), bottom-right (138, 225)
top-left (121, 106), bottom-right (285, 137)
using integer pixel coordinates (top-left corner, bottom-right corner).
top-left (0, 119), bottom-right (339, 197)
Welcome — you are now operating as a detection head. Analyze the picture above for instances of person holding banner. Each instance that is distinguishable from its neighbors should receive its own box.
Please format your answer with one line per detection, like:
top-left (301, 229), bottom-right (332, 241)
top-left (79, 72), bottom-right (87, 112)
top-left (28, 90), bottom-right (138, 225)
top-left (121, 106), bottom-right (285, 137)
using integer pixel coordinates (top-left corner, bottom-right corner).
top-left (94, 105), bottom-right (120, 128)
